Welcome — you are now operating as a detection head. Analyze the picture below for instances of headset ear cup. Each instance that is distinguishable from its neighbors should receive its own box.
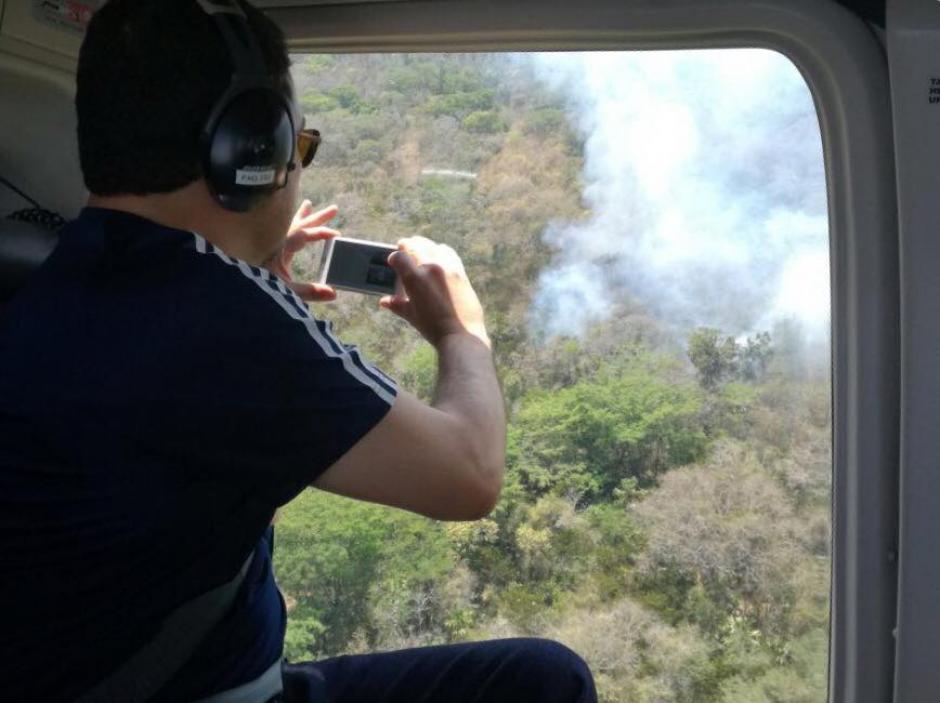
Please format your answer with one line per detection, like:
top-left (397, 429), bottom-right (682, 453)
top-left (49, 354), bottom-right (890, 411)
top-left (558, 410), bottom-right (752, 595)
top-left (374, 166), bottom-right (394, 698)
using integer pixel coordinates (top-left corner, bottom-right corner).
top-left (203, 88), bottom-right (294, 212)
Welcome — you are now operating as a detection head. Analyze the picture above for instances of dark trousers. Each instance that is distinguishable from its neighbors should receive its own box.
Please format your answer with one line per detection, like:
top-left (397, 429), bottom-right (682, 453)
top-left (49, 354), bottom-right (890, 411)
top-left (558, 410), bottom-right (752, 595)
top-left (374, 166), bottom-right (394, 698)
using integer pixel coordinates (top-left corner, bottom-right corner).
top-left (279, 638), bottom-right (598, 703)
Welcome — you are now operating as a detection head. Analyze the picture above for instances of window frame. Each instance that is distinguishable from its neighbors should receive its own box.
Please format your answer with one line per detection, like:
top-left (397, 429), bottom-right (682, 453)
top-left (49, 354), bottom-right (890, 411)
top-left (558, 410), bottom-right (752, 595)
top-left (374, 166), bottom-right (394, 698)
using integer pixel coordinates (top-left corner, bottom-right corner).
top-left (272, 1), bottom-right (901, 701)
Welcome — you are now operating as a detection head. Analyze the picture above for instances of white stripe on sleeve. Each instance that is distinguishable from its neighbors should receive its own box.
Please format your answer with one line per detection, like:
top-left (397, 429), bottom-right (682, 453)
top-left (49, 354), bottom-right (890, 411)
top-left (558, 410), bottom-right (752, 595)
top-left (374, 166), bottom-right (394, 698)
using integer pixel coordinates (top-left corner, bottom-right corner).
top-left (191, 233), bottom-right (396, 405)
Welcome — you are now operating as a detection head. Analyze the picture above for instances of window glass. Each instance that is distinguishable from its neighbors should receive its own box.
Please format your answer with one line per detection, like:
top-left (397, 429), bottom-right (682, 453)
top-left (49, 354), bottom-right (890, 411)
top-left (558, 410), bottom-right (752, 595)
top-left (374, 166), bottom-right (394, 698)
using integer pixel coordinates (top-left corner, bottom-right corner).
top-left (275, 51), bottom-right (831, 702)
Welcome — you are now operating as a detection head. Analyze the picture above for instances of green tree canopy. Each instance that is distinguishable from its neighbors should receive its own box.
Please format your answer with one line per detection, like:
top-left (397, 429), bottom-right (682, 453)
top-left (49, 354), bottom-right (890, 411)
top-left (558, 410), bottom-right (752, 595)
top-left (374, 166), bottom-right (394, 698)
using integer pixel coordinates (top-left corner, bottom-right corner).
top-left (508, 364), bottom-right (707, 501)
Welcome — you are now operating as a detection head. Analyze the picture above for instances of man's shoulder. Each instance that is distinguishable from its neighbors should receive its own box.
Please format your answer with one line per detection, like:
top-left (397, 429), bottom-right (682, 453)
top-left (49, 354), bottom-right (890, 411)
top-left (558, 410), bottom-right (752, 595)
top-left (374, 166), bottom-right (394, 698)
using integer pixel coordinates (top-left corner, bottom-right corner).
top-left (2, 209), bottom-right (309, 353)
top-left (186, 234), bottom-right (325, 341)
top-left (79, 208), bottom-right (310, 331)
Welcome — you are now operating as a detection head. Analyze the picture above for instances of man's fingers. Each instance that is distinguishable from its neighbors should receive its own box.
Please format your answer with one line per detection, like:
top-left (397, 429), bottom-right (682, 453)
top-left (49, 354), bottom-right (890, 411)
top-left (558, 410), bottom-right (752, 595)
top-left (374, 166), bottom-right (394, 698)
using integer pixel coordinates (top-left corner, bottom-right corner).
top-left (289, 202), bottom-right (339, 236)
top-left (287, 280), bottom-right (336, 302)
top-left (388, 250), bottom-right (419, 281)
top-left (397, 236), bottom-right (438, 266)
top-left (396, 237), bottom-right (465, 277)
top-left (398, 235), bottom-right (436, 250)
top-left (283, 228), bottom-right (339, 261)
top-left (388, 250), bottom-right (450, 303)
top-left (301, 226), bottom-right (341, 240)
top-left (300, 203), bottom-right (339, 228)
top-left (289, 200), bottom-right (314, 229)
top-left (379, 294), bottom-right (413, 321)
top-left (285, 227), bottom-right (340, 255)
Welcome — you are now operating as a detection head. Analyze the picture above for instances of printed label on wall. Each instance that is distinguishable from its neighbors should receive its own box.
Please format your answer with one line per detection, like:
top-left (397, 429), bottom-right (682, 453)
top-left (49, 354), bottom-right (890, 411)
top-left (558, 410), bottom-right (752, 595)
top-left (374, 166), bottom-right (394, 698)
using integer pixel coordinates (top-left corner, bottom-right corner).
top-left (929, 77), bottom-right (940, 105)
top-left (31, 0), bottom-right (103, 33)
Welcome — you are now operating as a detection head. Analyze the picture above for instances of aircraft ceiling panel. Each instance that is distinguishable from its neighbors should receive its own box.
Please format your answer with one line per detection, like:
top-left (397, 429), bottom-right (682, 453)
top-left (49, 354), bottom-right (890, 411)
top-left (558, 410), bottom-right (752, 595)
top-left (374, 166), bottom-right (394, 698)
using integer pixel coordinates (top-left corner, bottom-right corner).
top-left (253, 0), bottom-right (885, 26)
top-left (0, 0), bottom-right (886, 66)
top-left (252, 0), bottom-right (404, 6)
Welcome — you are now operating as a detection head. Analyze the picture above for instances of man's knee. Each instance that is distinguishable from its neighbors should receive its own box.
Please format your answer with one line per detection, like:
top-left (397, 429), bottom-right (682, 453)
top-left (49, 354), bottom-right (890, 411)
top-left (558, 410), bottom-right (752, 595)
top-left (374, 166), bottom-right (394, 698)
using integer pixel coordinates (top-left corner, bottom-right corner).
top-left (503, 638), bottom-right (597, 703)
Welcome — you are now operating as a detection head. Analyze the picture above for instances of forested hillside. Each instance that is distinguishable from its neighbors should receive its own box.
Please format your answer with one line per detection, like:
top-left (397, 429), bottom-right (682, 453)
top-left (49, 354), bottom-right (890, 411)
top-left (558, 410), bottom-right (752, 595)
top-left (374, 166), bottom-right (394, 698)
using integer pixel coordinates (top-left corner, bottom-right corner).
top-left (274, 53), bottom-right (831, 702)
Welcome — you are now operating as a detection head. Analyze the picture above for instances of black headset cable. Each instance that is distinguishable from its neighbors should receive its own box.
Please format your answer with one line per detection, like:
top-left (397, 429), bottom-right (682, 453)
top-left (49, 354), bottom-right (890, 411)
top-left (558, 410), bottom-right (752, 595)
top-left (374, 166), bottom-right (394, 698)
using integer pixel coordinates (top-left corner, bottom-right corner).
top-left (0, 175), bottom-right (42, 210)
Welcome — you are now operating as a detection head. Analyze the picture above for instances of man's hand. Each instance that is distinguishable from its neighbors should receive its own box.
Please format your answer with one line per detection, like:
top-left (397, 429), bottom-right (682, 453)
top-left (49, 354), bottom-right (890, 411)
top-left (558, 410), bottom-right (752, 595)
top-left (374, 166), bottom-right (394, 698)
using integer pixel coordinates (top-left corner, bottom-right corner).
top-left (262, 200), bottom-right (340, 302)
top-left (380, 236), bottom-right (490, 349)
top-left (315, 235), bottom-right (505, 520)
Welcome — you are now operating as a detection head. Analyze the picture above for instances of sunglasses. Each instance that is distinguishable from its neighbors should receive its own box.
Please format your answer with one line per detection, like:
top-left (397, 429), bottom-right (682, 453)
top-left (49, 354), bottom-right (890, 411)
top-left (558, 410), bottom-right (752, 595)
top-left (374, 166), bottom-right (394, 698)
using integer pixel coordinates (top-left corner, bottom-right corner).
top-left (296, 128), bottom-right (321, 169)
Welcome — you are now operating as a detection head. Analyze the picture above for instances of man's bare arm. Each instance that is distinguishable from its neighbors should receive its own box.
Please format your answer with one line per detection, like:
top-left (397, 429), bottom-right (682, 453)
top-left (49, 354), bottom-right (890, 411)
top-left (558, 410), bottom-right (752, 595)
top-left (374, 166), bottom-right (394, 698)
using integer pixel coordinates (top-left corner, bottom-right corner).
top-left (313, 237), bottom-right (506, 521)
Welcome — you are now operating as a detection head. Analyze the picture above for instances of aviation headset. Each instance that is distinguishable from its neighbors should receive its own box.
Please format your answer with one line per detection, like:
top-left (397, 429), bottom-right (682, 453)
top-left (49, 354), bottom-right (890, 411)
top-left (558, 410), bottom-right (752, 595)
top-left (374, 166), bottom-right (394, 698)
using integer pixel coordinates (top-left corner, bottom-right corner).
top-left (196, 0), bottom-right (297, 212)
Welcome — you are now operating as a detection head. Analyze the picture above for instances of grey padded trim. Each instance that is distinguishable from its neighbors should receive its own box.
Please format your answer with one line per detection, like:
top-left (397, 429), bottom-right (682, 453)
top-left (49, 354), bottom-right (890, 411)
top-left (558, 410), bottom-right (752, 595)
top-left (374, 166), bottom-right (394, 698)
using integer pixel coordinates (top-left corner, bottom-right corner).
top-left (74, 551), bottom-right (255, 703)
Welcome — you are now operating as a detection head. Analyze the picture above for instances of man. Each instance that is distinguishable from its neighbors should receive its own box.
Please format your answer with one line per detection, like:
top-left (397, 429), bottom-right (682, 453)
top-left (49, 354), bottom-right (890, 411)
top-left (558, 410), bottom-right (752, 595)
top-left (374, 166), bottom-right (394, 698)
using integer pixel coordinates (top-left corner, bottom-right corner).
top-left (0, 0), bottom-right (598, 701)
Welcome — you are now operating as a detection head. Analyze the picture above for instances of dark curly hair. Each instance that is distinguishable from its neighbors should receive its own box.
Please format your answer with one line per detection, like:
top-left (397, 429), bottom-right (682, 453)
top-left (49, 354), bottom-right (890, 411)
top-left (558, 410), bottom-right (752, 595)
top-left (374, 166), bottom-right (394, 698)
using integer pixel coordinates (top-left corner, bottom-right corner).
top-left (76, 0), bottom-right (291, 195)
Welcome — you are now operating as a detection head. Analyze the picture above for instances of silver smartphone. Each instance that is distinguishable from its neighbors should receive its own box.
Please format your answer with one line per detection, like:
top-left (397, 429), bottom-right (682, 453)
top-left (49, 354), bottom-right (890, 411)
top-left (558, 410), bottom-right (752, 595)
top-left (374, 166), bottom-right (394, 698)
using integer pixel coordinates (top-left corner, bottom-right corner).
top-left (317, 237), bottom-right (399, 296)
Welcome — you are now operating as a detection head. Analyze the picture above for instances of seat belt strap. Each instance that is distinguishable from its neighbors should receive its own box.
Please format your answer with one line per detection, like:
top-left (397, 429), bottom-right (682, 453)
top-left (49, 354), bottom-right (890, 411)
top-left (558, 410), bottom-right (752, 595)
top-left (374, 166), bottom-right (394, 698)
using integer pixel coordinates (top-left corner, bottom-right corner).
top-left (75, 551), bottom-right (255, 703)
top-left (192, 657), bottom-right (283, 703)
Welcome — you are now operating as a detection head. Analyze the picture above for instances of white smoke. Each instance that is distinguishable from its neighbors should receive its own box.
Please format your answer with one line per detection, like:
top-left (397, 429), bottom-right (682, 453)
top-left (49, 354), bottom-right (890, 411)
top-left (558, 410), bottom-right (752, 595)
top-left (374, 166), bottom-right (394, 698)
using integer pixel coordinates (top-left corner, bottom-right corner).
top-left (528, 50), bottom-right (830, 341)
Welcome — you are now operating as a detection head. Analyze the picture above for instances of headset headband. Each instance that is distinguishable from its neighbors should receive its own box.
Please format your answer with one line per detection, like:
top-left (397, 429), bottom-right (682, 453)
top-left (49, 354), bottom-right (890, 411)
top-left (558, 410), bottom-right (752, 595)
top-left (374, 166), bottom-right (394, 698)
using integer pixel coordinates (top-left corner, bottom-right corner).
top-left (196, 0), bottom-right (267, 79)
top-left (195, 0), bottom-right (296, 212)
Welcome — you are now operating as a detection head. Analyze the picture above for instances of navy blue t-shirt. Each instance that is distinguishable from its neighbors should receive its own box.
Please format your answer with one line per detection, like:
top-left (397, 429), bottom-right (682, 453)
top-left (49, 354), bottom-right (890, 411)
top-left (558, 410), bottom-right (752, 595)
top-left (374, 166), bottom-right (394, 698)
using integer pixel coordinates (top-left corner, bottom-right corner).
top-left (0, 207), bottom-right (397, 701)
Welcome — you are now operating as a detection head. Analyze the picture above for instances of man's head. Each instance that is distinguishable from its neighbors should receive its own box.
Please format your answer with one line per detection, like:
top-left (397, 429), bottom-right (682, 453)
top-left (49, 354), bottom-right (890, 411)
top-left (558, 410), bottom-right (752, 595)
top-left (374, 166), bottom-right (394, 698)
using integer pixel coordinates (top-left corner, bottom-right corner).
top-left (77, 0), bottom-right (302, 258)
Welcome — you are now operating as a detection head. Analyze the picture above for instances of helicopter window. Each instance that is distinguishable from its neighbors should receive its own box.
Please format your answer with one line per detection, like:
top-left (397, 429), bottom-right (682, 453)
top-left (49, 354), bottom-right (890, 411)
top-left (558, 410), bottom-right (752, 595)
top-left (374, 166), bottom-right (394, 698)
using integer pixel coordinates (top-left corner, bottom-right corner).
top-left (274, 50), bottom-right (831, 701)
